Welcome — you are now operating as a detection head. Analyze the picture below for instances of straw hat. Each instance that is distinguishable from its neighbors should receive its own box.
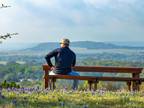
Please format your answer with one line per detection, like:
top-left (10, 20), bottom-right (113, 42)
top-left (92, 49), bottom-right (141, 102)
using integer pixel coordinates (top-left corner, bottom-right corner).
top-left (60, 38), bottom-right (70, 45)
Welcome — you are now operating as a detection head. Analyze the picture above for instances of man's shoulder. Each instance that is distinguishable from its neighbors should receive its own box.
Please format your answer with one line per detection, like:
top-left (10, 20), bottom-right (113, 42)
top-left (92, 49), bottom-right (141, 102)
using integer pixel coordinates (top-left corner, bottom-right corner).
top-left (53, 48), bottom-right (61, 52)
top-left (69, 48), bottom-right (76, 56)
top-left (48, 48), bottom-right (61, 54)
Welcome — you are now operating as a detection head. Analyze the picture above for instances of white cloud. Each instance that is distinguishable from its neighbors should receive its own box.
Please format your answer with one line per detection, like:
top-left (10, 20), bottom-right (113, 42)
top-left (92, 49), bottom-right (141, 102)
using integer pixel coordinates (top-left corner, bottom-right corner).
top-left (23, 0), bottom-right (61, 8)
top-left (83, 0), bottom-right (138, 8)
top-left (0, 0), bottom-right (8, 4)
top-left (117, 0), bottom-right (137, 4)
top-left (84, 0), bottom-right (111, 7)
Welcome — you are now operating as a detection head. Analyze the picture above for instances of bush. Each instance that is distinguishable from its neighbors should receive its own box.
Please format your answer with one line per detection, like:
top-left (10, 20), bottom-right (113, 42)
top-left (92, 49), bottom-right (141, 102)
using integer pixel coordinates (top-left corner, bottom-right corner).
top-left (0, 80), bottom-right (20, 88)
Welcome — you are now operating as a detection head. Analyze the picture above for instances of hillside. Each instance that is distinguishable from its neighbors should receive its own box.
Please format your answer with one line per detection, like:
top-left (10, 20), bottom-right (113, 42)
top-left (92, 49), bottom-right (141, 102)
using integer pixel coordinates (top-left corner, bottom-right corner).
top-left (25, 41), bottom-right (144, 51)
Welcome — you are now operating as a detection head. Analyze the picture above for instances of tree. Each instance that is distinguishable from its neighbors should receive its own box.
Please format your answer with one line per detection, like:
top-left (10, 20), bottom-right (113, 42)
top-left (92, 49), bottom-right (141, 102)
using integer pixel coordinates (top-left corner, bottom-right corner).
top-left (0, 33), bottom-right (18, 43)
top-left (0, 3), bottom-right (18, 43)
top-left (0, 3), bottom-right (11, 8)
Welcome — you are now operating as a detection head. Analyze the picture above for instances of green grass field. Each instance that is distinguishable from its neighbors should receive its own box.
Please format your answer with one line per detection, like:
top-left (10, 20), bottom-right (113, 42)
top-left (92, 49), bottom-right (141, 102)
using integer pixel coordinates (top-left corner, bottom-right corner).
top-left (1, 88), bottom-right (144, 108)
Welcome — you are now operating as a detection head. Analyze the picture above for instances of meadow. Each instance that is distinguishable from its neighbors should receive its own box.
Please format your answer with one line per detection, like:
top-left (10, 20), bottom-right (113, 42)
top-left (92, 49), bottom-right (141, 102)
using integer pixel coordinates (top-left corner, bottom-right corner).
top-left (1, 87), bottom-right (144, 108)
top-left (0, 46), bottom-right (144, 108)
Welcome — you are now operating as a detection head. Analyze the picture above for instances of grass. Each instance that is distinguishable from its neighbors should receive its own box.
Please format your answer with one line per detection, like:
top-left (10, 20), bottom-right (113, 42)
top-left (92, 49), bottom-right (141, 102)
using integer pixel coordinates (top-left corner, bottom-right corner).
top-left (1, 88), bottom-right (144, 108)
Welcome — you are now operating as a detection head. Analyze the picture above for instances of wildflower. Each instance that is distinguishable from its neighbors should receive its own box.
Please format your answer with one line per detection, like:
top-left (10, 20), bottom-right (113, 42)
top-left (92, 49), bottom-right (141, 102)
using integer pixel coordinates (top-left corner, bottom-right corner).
top-left (0, 85), bottom-right (2, 91)
top-left (12, 98), bottom-right (17, 105)
top-left (91, 90), bottom-right (95, 96)
top-left (63, 85), bottom-right (68, 91)
top-left (60, 101), bottom-right (65, 107)
top-left (83, 104), bottom-right (88, 108)
top-left (0, 87), bottom-right (3, 98)
top-left (97, 89), bottom-right (105, 96)
top-left (7, 87), bottom-right (11, 92)
top-left (129, 91), bottom-right (135, 96)
top-left (0, 90), bottom-right (5, 99)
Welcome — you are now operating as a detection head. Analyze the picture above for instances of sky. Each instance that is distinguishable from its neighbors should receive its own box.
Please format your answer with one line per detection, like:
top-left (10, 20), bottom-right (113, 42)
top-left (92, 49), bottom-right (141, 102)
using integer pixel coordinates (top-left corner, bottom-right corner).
top-left (0, 0), bottom-right (144, 43)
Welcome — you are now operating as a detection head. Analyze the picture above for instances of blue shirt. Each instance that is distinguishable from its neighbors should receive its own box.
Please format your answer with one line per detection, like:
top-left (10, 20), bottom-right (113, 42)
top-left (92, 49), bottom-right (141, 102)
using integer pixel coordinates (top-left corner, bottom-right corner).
top-left (45, 47), bottom-right (76, 74)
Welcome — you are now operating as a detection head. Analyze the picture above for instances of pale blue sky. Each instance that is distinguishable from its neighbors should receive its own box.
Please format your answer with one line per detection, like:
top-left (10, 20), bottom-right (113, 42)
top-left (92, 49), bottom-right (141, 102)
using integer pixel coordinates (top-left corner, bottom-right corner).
top-left (0, 0), bottom-right (144, 43)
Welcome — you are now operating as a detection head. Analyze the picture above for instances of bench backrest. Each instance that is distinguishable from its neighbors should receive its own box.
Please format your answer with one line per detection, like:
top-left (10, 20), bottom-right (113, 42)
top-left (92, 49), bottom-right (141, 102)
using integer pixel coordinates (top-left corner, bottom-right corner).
top-left (43, 64), bottom-right (143, 74)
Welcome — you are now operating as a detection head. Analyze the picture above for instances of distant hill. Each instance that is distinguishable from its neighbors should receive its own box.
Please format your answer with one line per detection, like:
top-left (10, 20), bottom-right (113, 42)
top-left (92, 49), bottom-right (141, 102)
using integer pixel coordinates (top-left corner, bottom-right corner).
top-left (110, 41), bottom-right (144, 47)
top-left (24, 41), bottom-right (144, 51)
top-left (71, 41), bottom-right (118, 49)
top-left (0, 43), bottom-right (38, 51)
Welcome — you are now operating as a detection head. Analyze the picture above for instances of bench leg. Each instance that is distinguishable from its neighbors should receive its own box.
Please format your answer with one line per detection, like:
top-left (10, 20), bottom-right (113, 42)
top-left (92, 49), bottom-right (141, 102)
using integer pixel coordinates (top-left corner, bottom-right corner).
top-left (49, 79), bottom-right (52, 90)
top-left (135, 81), bottom-right (141, 91)
top-left (88, 81), bottom-right (93, 91)
top-left (132, 80), bottom-right (141, 91)
top-left (132, 73), bottom-right (140, 91)
top-left (132, 81), bottom-right (140, 91)
top-left (51, 78), bottom-right (56, 90)
top-left (44, 78), bottom-right (48, 89)
top-left (94, 80), bottom-right (99, 91)
top-left (138, 81), bottom-right (142, 91)
top-left (44, 74), bottom-right (49, 89)
top-left (126, 81), bottom-right (131, 91)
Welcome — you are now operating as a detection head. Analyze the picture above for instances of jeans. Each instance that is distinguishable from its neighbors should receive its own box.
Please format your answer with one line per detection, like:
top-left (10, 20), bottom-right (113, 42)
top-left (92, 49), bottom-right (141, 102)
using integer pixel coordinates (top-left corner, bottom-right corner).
top-left (49, 70), bottom-right (80, 89)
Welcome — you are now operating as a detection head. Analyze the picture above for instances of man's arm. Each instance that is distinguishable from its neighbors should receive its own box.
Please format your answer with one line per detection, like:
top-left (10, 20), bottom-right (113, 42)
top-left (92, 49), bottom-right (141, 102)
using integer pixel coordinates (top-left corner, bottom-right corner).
top-left (45, 49), bottom-right (58, 67)
top-left (72, 53), bottom-right (76, 67)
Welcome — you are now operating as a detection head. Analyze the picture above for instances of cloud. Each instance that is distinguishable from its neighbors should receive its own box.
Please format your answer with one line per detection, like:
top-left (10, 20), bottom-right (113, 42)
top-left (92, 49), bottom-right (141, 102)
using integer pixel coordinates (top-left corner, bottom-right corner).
top-left (117, 0), bottom-right (137, 4)
top-left (84, 0), bottom-right (111, 7)
top-left (22, 0), bottom-right (60, 8)
top-left (0, 0), bottom-right (9, 4)
top-left (83, 0), bottom-right (140, 11)
top-left (1, 0), bottom-right (144, 42)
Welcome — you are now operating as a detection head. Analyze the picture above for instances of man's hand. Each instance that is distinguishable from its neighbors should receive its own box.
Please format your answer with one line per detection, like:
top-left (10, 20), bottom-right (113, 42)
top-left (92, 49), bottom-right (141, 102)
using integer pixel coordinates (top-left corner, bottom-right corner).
top-left (50, 66), bottom-right (55, 71)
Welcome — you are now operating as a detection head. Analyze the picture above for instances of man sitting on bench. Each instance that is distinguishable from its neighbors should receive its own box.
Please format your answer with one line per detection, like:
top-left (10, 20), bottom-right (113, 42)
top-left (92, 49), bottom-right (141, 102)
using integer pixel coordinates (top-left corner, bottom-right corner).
top-left (45, 38), bottom-right (79, 89)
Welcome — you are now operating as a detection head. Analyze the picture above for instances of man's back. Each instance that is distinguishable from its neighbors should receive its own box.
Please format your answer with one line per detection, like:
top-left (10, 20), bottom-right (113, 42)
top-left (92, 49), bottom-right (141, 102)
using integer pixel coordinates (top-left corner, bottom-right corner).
top-left (45, 47), bottom-right (76, 74)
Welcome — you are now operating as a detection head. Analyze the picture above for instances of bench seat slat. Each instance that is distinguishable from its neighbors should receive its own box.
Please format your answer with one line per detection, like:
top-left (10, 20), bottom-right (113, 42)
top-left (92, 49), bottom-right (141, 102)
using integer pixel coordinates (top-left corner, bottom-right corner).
top-left (49, 75), bottom-right (144, 82)
top-left (49, 75), bottom-right (96, 81)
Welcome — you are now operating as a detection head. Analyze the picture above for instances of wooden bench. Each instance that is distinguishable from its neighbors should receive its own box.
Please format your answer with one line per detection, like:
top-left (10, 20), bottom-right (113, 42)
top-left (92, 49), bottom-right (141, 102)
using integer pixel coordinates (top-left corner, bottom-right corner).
top-left (43, 64), bottom-right (144, 91)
